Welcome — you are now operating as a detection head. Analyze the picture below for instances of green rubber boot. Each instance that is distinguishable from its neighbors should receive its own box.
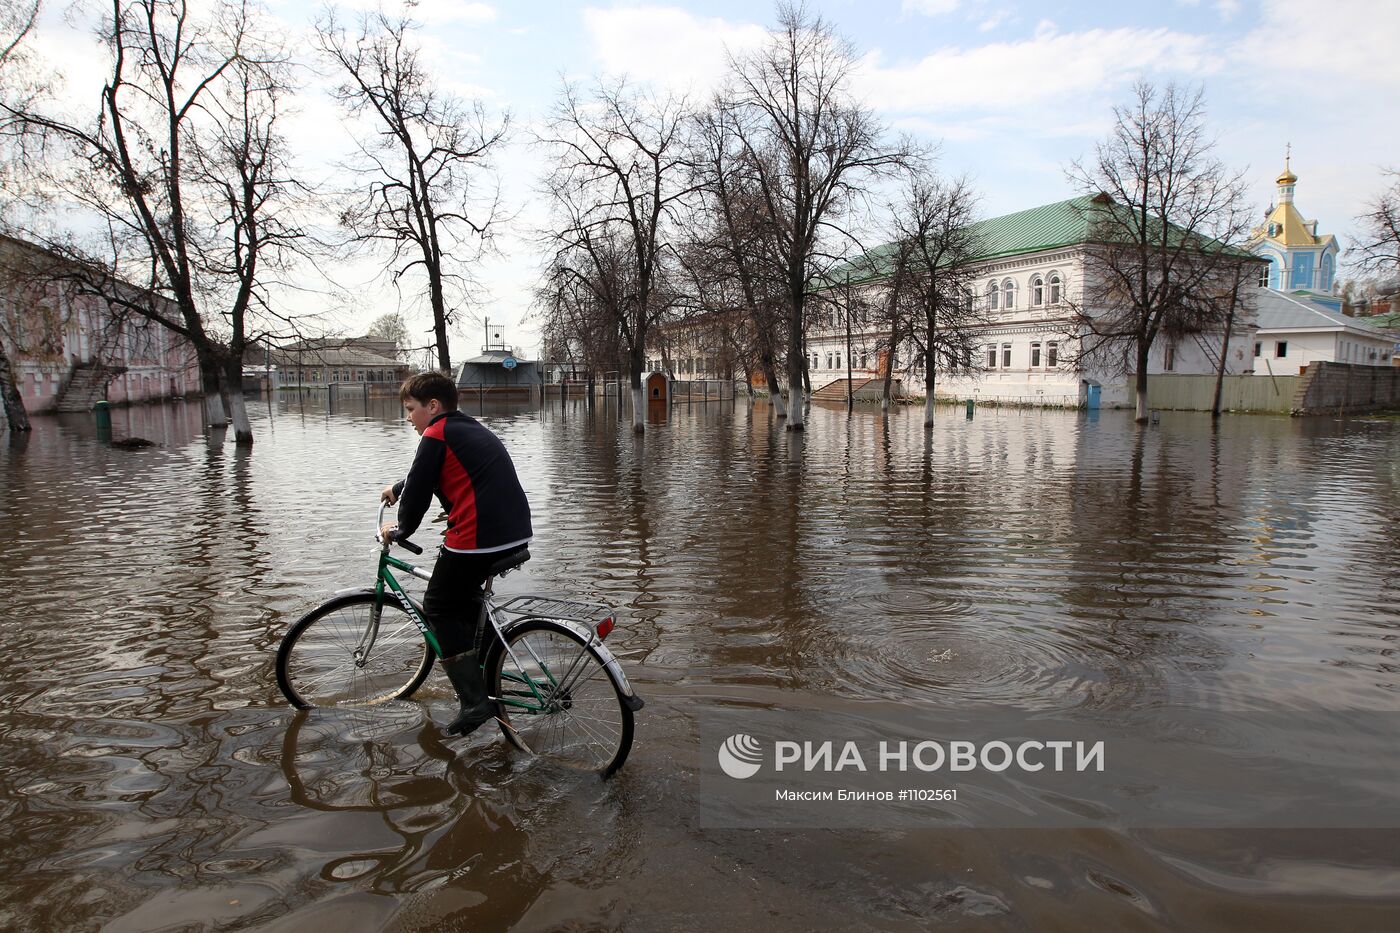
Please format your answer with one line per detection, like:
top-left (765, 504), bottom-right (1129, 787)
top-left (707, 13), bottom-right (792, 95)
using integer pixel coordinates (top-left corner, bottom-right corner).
top-left (440, 650), bottom-right (497, 736)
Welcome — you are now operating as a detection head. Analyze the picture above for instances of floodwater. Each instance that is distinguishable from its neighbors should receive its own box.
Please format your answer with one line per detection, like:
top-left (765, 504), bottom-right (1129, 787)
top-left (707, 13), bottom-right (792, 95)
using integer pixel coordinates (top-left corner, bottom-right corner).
top-left (1, 393), bottom-right (1398, 931)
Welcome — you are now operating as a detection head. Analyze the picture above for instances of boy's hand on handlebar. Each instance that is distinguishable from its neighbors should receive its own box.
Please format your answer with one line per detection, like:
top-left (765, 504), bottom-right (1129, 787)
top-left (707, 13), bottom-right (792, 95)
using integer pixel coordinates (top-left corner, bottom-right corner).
top-left (380, 485), bottom-right (398, 505)
top-left (379, 520), bottom-right (398, 542)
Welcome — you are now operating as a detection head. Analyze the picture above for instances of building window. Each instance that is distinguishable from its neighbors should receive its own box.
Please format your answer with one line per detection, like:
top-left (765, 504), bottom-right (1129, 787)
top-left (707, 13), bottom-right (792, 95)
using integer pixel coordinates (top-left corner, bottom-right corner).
top-left (1164, 345), bottom-right (1176, 372)
top-left (987, 281), bottom-right (999, 311)
top-left (1048, 273), bottom-right (1062, 304)
top-left (1001, 343), bottom-right (1012, 368)
top-left (1002, 279), bottom-right (1016, 309)
top-left (986, 345), bottom-right (997, 368)
top-left (1030, 276), bottom-right (1044, 306)
top-left (1275, 341), bottom-right (1288, 358)
top-left (1047, 341), bottom-right (1059, 367)
top-left (1257, 262), bottom-right (1270, 288)
top-left (1253, 342), bottom-right (1261, 358)
top-left (825, 352), bottom-right (833, 369)
top-left (835, 353), bottom-right (842, 370)
top-left (1030, 342), bottom-right (1041, 367)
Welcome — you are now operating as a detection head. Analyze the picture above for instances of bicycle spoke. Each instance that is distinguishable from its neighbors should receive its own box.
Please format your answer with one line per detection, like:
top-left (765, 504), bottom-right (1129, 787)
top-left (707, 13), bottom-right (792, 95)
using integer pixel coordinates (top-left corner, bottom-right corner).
top-left (491, 622), bottom-right (631, 773)
top-left (281, 598), bottom-right (431, 707)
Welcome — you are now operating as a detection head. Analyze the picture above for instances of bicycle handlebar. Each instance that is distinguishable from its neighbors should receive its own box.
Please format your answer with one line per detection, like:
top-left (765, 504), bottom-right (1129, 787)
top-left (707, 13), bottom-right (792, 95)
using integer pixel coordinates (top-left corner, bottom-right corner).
top-left (376, 499), bottom-right (424, 554)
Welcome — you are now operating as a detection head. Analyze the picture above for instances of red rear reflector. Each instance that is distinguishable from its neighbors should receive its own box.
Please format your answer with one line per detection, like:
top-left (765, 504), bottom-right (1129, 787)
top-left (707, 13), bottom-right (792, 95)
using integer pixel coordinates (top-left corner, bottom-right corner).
top-left (597, 616), bottom-right (615, 640)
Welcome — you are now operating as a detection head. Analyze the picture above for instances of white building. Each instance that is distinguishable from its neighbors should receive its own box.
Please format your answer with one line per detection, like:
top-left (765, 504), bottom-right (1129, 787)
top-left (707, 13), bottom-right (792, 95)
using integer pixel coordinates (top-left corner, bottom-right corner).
top-left (807, 195), bottom-right (1256, 408)
top-left (1250, 289), bottom-right (1395, 376)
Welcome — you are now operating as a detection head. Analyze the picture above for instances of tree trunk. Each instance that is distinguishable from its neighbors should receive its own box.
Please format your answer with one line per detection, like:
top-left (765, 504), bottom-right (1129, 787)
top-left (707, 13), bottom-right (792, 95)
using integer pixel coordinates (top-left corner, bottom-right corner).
top-left (923, 354), bottom-right (937, 427)
top-left (1211, 284), bottom-right (1240, 420)
top-left (786, 289), bottom-right (805, 430)
top-left (881, 327), bottom-right (900, 413)
top-left (629, 362), bottom-right (645, 434)
top-left (0, 347), bottom-right (31, 432)
top-left (224, 359), bottom-right (254, 446)
top-left (1134, 338), bottom-right (1151, 423)
top-left (429, 268), bottom-right (452, 373)
top-left (201, 356), bottom-right (229, 428)
top-left (787, 352), bottom-right (805, 431)
top-left (763, 358), bottom-right (787, 418)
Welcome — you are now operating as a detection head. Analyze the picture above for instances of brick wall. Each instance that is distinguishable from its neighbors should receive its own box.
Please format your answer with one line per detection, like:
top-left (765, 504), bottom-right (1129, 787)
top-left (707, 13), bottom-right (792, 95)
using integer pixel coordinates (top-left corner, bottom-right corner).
top-left (1291, 361), bottom-right (1400, 415)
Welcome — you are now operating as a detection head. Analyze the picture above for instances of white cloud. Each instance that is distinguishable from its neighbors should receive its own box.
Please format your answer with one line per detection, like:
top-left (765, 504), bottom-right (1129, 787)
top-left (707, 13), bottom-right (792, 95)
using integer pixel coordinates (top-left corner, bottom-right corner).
top-left (581, 6), bottom-right (767, 94)
top-left (858, 26), bottom-right (1218, 115)
top-left (1231, 0), bottom-right (1400, 92)
top-left (336, 1), bottom-right (499, 25)
top-left (1214, 0), bottom-right (1241, 18)
top-left (902, 0), bottom-right (961, 14)
top-left (978, 11), bottom-right (1010, 32)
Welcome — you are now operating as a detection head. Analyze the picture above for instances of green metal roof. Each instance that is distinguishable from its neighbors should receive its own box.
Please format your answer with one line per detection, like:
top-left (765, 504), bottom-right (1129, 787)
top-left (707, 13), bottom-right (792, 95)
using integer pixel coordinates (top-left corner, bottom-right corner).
top-left (821, 194), bottom-right (1256, 288)
top-left (1359, 310), bottom-right (1400, 332)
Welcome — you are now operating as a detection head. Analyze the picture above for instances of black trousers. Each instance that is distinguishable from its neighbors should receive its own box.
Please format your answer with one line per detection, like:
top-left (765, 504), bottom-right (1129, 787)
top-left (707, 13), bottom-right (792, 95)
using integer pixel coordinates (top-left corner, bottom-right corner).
top-left (420, 548), bottom-right (500, 658)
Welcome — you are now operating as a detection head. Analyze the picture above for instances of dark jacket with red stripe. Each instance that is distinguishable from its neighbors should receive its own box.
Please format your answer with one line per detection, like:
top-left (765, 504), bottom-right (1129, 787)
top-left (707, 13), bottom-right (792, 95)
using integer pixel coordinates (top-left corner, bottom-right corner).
top-left (394, 411), bottom-right (532, 553)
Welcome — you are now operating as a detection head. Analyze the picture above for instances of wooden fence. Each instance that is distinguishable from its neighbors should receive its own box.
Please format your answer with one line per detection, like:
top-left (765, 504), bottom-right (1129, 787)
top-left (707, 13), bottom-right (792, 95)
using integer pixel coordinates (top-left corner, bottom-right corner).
top-left (1131, 374), bottom-right (1299, 414)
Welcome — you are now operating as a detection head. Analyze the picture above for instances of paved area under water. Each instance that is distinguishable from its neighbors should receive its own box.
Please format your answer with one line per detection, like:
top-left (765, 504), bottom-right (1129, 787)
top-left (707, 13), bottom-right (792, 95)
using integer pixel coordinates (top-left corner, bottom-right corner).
top-left (1, 395), bottom-right (1397, 930)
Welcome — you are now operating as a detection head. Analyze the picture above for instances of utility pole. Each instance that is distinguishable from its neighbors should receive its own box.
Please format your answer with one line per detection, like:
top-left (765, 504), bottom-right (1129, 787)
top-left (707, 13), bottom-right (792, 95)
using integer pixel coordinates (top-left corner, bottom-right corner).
top-left (844, 274), bottom-right (854, 413)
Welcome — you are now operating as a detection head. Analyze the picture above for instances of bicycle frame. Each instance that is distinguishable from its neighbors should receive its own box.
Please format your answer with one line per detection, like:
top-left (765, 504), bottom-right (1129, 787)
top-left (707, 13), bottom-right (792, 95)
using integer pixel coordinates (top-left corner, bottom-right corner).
top-left (366, 565), bottom-right (567, 716)
top-left (368, 503), bottom-right (625, 716)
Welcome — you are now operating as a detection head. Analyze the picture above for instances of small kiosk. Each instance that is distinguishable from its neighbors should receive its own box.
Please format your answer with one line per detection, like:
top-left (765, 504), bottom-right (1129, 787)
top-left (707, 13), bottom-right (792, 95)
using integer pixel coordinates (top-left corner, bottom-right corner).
top-left (644, 371), bottom-right (670, 422)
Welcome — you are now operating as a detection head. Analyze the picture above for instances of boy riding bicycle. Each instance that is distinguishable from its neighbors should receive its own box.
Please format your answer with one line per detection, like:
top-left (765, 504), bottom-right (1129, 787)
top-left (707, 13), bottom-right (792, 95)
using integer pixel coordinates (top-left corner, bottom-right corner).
top-left (379, 371), bottom-right (533, 737)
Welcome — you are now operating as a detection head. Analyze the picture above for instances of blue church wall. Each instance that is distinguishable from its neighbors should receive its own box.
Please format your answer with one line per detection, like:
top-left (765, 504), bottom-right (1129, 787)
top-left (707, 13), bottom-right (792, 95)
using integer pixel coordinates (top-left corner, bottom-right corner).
top-left (1292, 253), bottom-right (1314, 290)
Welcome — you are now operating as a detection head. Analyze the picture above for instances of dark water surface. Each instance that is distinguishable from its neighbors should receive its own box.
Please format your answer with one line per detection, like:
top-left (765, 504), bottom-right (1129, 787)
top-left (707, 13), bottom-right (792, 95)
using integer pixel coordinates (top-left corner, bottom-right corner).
top-left (1, 396), bottom-right (1398, 931)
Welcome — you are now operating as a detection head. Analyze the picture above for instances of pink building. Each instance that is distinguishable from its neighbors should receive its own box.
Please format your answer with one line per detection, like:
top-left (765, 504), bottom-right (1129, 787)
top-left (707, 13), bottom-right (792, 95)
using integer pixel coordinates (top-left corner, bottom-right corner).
top-left (0, 235), bottom-right (200, 416)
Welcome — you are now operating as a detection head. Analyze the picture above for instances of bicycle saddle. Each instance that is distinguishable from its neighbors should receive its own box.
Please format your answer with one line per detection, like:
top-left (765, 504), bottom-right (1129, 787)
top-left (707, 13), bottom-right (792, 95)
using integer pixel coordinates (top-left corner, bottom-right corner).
top-left (487, 546), bottom-right (530, 578)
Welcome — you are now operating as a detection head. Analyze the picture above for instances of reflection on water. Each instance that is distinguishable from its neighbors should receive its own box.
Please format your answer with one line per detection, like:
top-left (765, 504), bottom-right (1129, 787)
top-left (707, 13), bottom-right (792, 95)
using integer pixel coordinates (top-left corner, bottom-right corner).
top-left (1, 395), bottom-right (1397, 929)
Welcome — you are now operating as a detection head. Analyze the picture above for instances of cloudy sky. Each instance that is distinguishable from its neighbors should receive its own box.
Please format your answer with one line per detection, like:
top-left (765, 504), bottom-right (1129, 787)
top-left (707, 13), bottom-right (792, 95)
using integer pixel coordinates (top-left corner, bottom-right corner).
top-left (28, 0), bottom-right (1400, 359)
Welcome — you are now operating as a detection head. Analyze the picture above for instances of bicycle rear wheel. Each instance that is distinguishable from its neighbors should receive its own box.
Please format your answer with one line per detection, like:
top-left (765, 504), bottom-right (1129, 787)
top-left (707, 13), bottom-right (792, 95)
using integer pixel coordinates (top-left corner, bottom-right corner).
top-left (488, 619), bottom-right (634, 777)
top-left (277, 593), bottom-right (434, 708)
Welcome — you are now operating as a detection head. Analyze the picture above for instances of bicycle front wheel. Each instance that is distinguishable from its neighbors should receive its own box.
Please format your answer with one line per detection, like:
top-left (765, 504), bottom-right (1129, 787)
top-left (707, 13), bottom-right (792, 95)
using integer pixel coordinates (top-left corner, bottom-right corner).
top-left (277, 593), bottom-right (434, 708)
top-left (489, 619), bottom-right (634, 777)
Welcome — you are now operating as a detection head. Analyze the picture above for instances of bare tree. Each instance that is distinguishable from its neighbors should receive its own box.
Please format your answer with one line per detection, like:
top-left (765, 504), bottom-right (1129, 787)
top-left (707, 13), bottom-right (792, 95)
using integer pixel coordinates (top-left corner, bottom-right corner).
top-left (1208, 259), bottom-right (1260, 419)
top-left (538, 78), bottom-right (696, 433)
top-left (5, 0), bottom-right (304, 445)
top-left (691, 102), bottom-right (790, 416)
top-left (1352, 170), bottom-right (1400, 276)
top-left (366, 311), bottom-right (410, 361)
top-left (886, 171), bottom-right (983, 425)
top-left (1066, 81), bottom-right (1251, 423)
top-left (535, 254), bottom-right (625, 401)
top-left (317, 9), bottom-right (508, 374)
top-left (722, 2), bottom-right (910, 431)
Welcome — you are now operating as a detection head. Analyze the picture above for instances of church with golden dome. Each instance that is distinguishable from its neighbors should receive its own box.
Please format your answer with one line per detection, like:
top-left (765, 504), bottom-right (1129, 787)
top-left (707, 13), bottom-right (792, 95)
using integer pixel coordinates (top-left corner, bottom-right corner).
top-left (1245, 151), bottom-right (1339, 301)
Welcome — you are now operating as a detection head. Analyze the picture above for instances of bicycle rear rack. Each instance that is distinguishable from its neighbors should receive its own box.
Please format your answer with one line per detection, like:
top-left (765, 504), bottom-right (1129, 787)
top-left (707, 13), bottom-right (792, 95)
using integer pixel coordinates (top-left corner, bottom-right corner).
top-left (495, 595), bottom-right (613, 628)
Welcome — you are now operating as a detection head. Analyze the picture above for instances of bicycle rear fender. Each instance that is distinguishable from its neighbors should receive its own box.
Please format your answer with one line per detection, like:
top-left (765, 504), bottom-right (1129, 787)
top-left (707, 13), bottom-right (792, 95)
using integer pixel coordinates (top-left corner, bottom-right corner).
top-left (500, 616), bottom-right (645, 711)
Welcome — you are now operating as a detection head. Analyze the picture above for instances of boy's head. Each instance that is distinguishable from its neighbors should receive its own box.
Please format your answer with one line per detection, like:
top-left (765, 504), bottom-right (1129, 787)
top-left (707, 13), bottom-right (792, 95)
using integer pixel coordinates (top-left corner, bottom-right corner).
top-left (399, 371), bottom-right (459, 434)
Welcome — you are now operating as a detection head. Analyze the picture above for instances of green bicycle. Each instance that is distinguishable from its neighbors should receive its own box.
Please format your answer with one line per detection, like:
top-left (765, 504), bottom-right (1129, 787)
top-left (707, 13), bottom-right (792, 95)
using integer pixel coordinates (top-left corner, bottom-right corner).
top-left (275, 503), bottom-right (643, 776)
